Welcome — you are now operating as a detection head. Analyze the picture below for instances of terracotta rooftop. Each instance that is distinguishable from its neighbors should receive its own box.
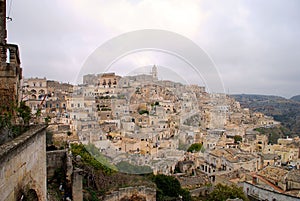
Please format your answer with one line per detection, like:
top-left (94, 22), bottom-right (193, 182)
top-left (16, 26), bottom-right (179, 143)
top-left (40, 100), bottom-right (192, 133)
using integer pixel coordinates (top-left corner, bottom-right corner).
top-left (258, 166), bottom-right (288, 182)
top-left (287, 169), bottom-right (300, 183)
top-left (210, 148), bottom-right (257, 163)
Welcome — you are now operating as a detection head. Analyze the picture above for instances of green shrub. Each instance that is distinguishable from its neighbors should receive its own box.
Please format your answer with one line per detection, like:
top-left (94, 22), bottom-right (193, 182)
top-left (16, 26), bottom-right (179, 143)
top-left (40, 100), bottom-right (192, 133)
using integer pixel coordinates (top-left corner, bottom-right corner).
top-left (138, 110), bottom-right (149, 115)
top-left (187, 143), bottom-right (203, 153)
top-left (206, 183), bottom-right (248, 201)
top-left (70, 143), bottom-right (117, 174)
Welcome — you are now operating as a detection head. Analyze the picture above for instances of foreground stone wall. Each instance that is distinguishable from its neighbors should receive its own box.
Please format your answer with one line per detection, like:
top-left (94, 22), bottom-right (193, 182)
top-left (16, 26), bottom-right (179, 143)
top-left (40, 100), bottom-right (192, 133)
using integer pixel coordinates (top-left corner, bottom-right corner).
top-left (0, 125), bottom-right (47, 200)
top-left (104, 186), bottom-right (156, 201)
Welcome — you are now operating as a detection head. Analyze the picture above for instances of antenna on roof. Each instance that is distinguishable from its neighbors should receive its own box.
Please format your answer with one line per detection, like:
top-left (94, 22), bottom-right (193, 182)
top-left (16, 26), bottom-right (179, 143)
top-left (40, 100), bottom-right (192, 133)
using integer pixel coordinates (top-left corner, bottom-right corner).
top-left (6, 0), bottom-right (13, 22)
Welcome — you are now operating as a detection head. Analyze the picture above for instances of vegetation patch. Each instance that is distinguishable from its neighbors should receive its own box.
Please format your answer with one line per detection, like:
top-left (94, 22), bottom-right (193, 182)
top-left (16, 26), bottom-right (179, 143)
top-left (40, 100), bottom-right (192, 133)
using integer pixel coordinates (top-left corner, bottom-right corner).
top-left (153, 174), bottom-right (191, 201)
top-left (116, 161), bottom-right (153, 174)
top-left (138, 110), bottom-right (149, 115)
top-left (71, 143), bottom-right (117, 174)
top-left (254, 126), bottom-right (290, 144)
top-left (206, 183), bottom-right (248, 201)
top-left (187, 143), bottom-right (203, 153)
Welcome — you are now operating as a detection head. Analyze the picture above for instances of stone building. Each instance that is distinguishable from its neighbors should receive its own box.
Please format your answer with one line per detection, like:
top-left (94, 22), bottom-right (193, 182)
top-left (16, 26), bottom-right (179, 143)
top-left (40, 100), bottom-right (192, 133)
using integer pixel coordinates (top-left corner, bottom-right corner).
top-left (244, 181), bottom-right (300, 201)
top-left (0, 0), bottom-right (22, 114)
top-left (263, 143), bottom-right (300, 165)
top-left (82, 74), bottom-right (97, 85)
top-left (22, 78), bottom-right (48, 114)
top-left (22, 78), bottom-right (73, 123)
top-left (200, 148), bottom-right (261, 177)
top-left (23, 77), bottom-right (48, 100)
top-left (83, 73), bottom-right (121, 88)
top-left (245, 166), bottom-right (300, 199)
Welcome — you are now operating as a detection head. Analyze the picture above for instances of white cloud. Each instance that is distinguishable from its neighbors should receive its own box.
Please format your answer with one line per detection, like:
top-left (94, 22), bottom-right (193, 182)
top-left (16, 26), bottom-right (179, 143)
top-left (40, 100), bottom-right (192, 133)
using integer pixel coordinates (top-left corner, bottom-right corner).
top-left (5, 0), bottom-right (300, 97)
top-left (70, 0), bottom-right (207, 38)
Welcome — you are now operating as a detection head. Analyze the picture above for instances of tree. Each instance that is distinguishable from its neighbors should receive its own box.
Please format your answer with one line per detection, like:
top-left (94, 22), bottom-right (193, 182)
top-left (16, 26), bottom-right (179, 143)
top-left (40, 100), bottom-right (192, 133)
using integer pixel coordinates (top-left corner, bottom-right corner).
top-left (45, 115), bottom-right (51, 125)
top-left (206, 183), bottom-right (248, 201)
top-left (233, 135), bottom-right (242, 143)
top-left (154, 174), bottom-right (181, 198)
top-left (153, 174), bottom-right (191, 201)
top-left (17, 101), bottom-right (32, 125)
top-left (0, 102), bottom-right (32, 144)
top-left (138, 110), bottom-right (149, 115)
top-left (187, 143), bottom-right (203, 152)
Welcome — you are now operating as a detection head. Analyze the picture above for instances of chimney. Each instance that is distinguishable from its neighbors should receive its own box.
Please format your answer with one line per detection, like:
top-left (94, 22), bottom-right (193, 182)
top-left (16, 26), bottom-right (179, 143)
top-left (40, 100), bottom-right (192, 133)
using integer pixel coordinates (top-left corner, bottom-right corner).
top-left (252, 176), bottom-right (257, 185)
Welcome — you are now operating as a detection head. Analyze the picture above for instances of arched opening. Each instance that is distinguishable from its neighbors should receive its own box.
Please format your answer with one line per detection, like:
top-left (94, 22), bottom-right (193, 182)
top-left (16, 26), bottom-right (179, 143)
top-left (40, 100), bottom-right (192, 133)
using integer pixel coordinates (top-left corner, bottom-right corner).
top-left (25, 189), bottom-right (39, 201)
top-left (30, 89), bottom-right (37, 94)
top-left (18, 189), bottom-right (39, 201)
top-left (31, 94), bottom-right (37, 99)
top-left (38, 89), bottom-right (45, 95)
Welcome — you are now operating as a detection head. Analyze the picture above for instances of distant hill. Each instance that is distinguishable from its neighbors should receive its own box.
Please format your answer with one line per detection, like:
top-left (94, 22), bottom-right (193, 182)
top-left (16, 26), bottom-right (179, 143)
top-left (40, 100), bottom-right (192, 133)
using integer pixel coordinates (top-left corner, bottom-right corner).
top-left (232, 94), bottom-right (300, 136)
top-left (291, 95), bottom-right (300, 102)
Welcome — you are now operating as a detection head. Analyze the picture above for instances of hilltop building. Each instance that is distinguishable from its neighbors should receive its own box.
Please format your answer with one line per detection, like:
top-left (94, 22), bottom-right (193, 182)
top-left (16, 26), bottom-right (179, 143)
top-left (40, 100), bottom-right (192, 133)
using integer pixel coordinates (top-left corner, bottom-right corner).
top-left (151, 65), bottom-right (158, 80)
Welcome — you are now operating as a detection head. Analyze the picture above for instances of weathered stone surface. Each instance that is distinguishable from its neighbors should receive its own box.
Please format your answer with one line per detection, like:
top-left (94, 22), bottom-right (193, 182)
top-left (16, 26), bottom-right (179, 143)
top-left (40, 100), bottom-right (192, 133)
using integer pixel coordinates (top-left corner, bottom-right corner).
top-left (104, 186), bottom-right (156, 201)
top-left (0, 0), bottom-right (22, 114)
top-left (46, 149), bottom-right (67, 179)
top-left (72, 168), bottom-right (83, 201)
top-left (0, 125), bottom-right (47, 201)
top-left (244, 182), bottom-right (300, 201)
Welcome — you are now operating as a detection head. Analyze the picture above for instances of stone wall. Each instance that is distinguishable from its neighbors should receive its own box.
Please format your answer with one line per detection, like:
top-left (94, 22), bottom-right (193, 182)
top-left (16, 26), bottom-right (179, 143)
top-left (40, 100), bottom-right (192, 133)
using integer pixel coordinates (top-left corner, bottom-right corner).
top-left (46, 149), bottom-right (67, 179)
top-left (243, 182), bottom-right (300, 201)
top-left (190, 186), bottom-right (213, 197)
top-left (0, 125), bottom-right (47, 200)
top-left (0, 0), bottom-right (22, 113)
top-left (104, 186), bottom-right (156, 201)
top-left (72, 168), bottom-right (83, 201)
top-left (288, 181), bottom-right (300, 191)
top-left (0, 43), bottom-right (22, 111)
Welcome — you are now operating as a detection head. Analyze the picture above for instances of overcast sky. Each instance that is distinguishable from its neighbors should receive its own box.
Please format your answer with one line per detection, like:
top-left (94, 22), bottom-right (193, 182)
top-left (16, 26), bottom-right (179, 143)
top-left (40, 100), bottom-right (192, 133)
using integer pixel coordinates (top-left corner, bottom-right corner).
top-left (6, 0), bottom-right (300, 98)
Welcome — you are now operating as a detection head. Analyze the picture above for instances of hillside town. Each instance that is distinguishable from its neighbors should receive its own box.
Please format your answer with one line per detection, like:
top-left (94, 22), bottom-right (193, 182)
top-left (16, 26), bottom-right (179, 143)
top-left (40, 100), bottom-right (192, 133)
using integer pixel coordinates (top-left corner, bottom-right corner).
top-left (1, 0), bottom-right (300, 200)
top-left (22, 66), bottom-right (300, 200)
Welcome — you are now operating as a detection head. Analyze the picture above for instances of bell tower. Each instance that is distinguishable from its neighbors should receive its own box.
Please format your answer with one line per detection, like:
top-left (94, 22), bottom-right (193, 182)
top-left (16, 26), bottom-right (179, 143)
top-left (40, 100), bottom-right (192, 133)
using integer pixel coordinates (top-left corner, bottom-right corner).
top-left (151, 65), bottom-right (158, 80)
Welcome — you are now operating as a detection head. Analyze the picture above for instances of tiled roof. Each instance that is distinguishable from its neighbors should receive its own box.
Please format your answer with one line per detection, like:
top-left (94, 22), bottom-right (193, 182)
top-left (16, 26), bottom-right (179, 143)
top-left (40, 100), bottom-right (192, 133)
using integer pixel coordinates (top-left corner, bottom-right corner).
top-left (287, 169), bottom-right (300, 183)
top-left (258, 166), bottom-right (288, 182)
